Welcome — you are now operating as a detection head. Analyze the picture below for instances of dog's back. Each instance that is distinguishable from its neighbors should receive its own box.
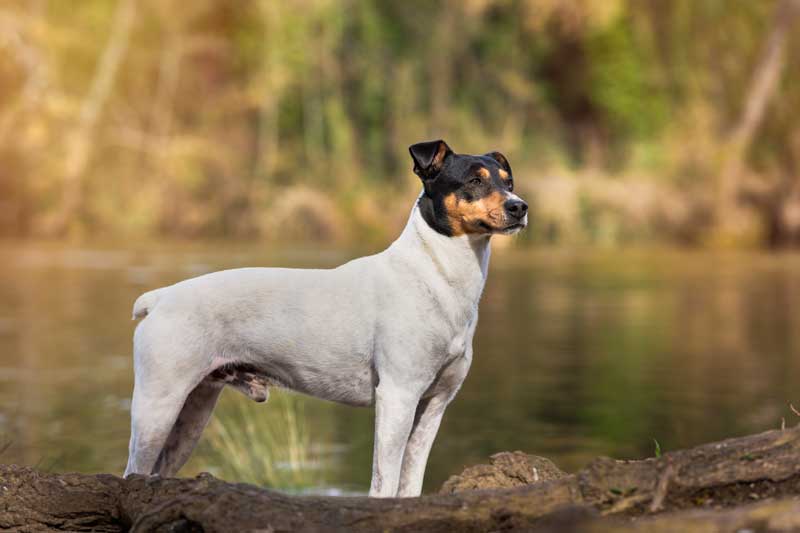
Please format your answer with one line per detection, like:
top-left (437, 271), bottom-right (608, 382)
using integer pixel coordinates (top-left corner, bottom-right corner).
top-left (131, 263), bottom-right (381, 403)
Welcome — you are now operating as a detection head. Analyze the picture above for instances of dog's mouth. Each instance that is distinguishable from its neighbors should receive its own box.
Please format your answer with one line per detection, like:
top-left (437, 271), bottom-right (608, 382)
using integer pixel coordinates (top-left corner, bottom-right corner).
top-left (477, 220), bottom-right (495, 232)
top-left (499, 222), bottom-right (526, 234)
top-left (477, 220), bottom-right (527, 234)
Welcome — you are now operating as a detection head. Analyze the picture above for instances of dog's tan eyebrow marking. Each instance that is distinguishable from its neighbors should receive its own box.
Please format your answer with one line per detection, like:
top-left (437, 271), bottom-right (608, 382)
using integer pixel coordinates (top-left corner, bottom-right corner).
top-left (477, 167), bottom-right (490, 178)
top-left (498, 169), bottom-right (509, 179)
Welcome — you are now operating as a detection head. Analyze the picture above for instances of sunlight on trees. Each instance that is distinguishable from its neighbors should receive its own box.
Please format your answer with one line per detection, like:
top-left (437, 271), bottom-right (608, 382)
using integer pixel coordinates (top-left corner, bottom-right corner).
top-left (1, 0), bottom-right (799, 246)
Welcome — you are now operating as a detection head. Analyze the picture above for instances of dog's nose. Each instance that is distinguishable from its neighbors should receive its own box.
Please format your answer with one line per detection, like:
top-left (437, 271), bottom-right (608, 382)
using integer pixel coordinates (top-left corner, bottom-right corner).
top-left (504, 198), bottom-right (528, 219)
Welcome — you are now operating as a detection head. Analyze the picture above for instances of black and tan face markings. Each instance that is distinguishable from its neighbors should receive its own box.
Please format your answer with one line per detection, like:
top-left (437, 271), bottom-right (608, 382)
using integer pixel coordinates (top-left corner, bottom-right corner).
top-left (443, 189), bottom-right (508, 236)
top-left (413, 143), bottom-right (518, 237)
top-left (440, 163), bottom-right (516, 236)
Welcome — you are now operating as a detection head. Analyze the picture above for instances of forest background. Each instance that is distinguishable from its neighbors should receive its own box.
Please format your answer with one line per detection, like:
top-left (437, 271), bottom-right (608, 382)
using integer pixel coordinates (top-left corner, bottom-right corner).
top-left (2, 0), bottom-right (800, 248)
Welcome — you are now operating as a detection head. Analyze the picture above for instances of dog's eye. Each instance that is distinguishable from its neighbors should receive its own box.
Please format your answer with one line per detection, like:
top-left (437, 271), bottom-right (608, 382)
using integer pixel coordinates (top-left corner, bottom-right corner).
top-left (469, 177), bottom-right (483, 186)
top-left (508, 179), bottom-right (514, 191)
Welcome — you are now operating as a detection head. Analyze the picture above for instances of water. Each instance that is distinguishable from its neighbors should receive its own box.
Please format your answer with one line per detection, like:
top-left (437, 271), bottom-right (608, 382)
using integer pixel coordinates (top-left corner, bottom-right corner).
top-left (1, 242), bottom-right (799, 493)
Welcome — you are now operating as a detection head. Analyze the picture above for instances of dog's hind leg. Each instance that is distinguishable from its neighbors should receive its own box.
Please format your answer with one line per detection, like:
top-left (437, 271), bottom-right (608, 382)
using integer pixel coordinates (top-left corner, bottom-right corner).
top-left (124, 329), bottom-right (213, 477)
top-left (151, 377), bottom-right (223, 477)
top-left (124, 375), bottom-right (193, 477)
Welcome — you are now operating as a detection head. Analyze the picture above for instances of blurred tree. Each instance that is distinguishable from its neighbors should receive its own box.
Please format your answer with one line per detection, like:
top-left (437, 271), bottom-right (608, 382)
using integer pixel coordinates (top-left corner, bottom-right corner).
top-left (46, 0), bottom-right (137, 236)
top-left (0, 0), bottom-right (798, 246)
top-left (714, 0), bottom-right (800, 244)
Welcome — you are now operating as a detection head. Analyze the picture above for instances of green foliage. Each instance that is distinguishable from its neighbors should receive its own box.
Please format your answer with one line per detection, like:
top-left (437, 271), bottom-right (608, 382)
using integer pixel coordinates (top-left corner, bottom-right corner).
top-left (0, 0), bottom-right (798, 245)
top-left (654, 439), bottom-right (662, 458)
top-left (586, 17), bottom-right (668, 142)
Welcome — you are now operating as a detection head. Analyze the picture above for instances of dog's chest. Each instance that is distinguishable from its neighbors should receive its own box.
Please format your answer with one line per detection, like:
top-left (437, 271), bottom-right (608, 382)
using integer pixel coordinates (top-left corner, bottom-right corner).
top-left (413, 273), bottom-right (483, 364)
top-left (445, 306), bottom-right (478, 358)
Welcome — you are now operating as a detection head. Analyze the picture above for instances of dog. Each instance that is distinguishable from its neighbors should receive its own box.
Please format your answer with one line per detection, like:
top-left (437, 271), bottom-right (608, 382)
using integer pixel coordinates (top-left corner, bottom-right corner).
top-left (124, 139), bottom-right (528, 497)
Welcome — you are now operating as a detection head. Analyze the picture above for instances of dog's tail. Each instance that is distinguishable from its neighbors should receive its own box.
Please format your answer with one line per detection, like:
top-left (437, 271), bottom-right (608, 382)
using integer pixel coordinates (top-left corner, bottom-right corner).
top-left (132, 289), bottom-right (163, 320)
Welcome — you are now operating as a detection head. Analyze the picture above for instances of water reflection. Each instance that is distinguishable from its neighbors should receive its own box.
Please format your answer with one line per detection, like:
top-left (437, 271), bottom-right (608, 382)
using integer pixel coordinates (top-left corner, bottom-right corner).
top-left (1, 243), bottom-right (798, 492)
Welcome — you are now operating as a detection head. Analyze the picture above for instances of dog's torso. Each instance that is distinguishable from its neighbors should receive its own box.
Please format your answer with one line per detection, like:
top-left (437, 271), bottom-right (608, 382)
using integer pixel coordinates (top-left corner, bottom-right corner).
top-left (135, 205), bottom-right (489, 408)
top-left (125, 140), bottom-right (528, 497)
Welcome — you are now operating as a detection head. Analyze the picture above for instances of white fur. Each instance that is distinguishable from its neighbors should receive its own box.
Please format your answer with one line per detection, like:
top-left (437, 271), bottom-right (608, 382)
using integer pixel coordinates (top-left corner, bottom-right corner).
top-left (124, 196), bottom-right (524, 497)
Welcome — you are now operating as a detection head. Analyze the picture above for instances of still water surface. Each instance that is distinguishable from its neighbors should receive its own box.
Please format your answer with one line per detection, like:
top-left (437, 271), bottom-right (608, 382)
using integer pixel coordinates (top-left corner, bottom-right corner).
top-left (1, 242), bottom-right (799, 492)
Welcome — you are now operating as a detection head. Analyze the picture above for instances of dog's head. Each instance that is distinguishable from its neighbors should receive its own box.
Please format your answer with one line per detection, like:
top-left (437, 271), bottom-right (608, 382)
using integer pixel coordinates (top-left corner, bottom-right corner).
top-left (410, 139), bottom-right (528, 237)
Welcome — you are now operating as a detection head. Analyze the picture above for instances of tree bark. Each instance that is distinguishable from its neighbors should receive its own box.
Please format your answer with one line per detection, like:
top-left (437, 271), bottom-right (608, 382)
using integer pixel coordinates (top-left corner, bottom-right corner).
top-left (2, 425), bottom-right (800, 532)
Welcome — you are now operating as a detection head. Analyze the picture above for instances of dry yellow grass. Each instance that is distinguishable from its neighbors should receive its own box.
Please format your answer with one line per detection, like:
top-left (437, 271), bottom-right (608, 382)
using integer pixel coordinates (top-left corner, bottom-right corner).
top-left (187, 390), bottom-right (322, 490)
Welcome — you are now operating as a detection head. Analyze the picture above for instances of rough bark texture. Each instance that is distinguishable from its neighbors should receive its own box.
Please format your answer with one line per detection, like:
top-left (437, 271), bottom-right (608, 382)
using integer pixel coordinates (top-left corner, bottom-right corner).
top-left (3, 426), bottom-right (800, 532)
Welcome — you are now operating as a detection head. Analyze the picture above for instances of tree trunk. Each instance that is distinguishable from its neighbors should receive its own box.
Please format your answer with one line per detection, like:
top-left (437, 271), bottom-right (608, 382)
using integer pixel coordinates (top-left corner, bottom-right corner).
top-left (254, 0), bottom-right (281, 182)
top-left (427, 0), bottom-right (458, 138)
top-left (714, 0), bottom-right (800, 240)
top-left (46, 0), bottom-right (137, 237)
top-left (3, 425), bottom-right (800, 532)
top-left (151, 29), bottom-right (183, 235)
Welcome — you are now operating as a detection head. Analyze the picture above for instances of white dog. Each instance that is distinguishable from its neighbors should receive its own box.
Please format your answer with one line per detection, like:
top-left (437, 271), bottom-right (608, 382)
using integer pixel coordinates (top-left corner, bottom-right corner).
top-left (124, 139), bottom-right (527, 497)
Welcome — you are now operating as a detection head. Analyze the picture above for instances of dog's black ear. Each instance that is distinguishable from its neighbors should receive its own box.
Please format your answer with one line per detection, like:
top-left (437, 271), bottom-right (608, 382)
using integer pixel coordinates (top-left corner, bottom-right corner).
top-left (409, 140), bottom-right (453, 181)
top-left (485, 151), bottom-right (511, 174)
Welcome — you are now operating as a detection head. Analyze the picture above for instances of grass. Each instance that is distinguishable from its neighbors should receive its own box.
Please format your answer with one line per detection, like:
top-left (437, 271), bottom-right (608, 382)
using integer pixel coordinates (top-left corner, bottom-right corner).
top-left (191, 390), bottom-right (323, 491)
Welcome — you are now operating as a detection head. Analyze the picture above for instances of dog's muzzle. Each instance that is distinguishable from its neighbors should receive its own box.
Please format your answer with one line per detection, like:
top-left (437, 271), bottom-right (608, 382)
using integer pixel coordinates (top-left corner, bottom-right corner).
top-left (504, 198), bottom-right (528, 219)
top-left (500, 197), bottom-right (528, 234)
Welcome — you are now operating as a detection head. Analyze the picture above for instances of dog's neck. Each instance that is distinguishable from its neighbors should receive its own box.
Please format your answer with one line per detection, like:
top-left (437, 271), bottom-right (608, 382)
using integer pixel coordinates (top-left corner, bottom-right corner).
top-left (389, 197), bottom-right (491, 308)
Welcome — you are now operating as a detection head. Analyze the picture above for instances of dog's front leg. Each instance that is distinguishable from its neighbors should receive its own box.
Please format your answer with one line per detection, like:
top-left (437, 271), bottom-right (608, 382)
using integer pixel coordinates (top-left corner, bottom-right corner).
top-left (396, 391), bottom-right (452, 497)
top-left (369, 382), bottom-right (418, 497)
top-left (397, 355), bottom-right (471, 496)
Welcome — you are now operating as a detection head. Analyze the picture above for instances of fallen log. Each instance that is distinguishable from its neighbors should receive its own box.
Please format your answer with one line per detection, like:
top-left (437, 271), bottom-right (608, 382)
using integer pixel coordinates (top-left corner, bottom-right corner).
top-left (2, 425), bottom-right (800, 532)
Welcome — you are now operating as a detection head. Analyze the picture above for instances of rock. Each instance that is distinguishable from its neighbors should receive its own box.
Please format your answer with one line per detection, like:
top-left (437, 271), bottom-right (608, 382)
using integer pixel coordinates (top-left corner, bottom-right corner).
top-left (439, 451), bottom-right (567, 494)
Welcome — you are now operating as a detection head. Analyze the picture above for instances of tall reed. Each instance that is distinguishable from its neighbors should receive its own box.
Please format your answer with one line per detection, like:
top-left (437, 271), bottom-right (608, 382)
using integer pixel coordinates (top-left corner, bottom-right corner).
top-left (193, 390), bottom-right (322, 490)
